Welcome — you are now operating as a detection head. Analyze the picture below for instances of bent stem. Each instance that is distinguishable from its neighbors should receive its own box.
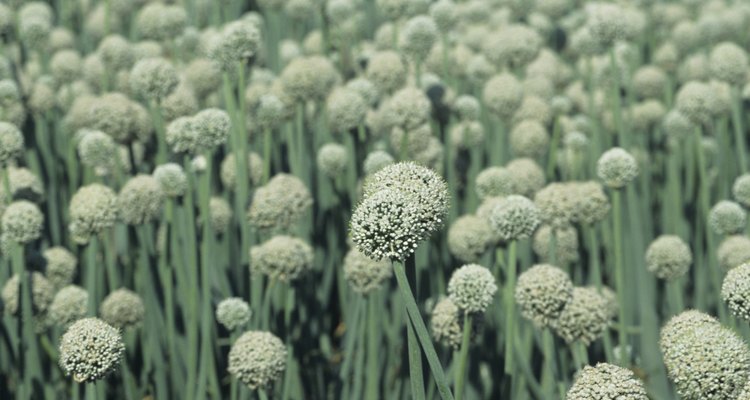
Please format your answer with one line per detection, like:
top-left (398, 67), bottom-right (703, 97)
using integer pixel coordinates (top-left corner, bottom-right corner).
top-left (454, 312), bottom-right (472, 400)
top-left (392, 259), bottom-right (455, 400)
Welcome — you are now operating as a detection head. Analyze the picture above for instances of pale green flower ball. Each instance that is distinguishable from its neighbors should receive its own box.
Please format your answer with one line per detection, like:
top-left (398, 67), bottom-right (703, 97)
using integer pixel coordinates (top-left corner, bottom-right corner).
top-left (475, 167), bottom-right (514, 200)
top-left (596, 147), bottom-right (639, 189)
top-left (734, 174), bottom-right (750, 208)
top-left (645, 235), bottom-right (692, 280)
top-left (2, 200), bottom-right (44, 244)
top-left (135, 3), bottom-right (187, 41)
top-left (44, 247), bottom-right (78, 289)
top-left (515, 264), bottom-right (573, 328)
top-left (532, 225), bottom-right (580, 265)
top-left (280, 56), bottom-right (339, 101)
top-left (551, 287), bottom-right (611, 345)
top-left (69, 184), bottom-right (118, 244)
top-left (709, 200), bottom-right (746, 235)
top-left (77, 130), bottom-right (118, 171)
top-left (510, 119), bottom-right (549, 160)
top-left (209, 20), bottom-right (261, 70)
top-left (675, 81), bottom-right (716, 125)
top-left (2, 272), bottom-right (54, 316)
top-left (447, 264), bottom-right (497, 314)
top-left (100, 288), bottom-right (145, 329)
top-left (59, 318), bottom-right (124, 383)
top-left (228, 331), bottom-right (287, 390)
top-left (49, 285), bottom-right (89, 328)
top-left (710, 42), bottom-right (748, 86)
top-left (366, 51), bottom-right (407, 94)
top-left (247, 174), bottom-right (312, 231)
top-left (98, 35), bottom-right (135, 71)
top-left (400, 16), bottom-right (438, 62)
top-left (722, 263), bottom-right (750, 321)
top-left (208, 197), bottom-right (233, 234)
top-left (567, 363), bottom-right (648, 400)
top-left (216, 297), bottom-right (252, 331)
top-left (343, 248), bottom-right (393, 294)
top-left (430, 297), bottom-right (480, 350)
top-left (483, 73), bottom-right (524, 120)
top-left (447, 215), bottom-right (493, 263)
top-left (220, 152), bottom-right (264, 190)
top-left (0, 121), bottom-right (24, 166)
top-left (317, 143), bottom-right (349, 178)
top-left (250, 235), bottom-right (314, 282)
top-left (718, 235), bottom-right (750, 271)
top-left (363, 150), bottom-right (394, 175)
top-left (117, 175), bottom-right (164, 225)
top-left (326, 87), bottom-right (367, 134)
top-left (153, 163), bottom-right (188, 197)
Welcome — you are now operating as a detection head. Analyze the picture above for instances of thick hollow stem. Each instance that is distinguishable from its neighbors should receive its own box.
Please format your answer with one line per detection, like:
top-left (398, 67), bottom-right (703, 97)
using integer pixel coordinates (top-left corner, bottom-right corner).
top-left (504, 240), bottom-right (518, 374)
top-left (454, 313), bottom-right (472, 400)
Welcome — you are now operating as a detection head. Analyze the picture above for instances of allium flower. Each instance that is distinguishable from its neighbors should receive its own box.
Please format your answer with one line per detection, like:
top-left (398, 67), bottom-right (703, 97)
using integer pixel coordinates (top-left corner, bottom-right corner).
top-left (733, 174), bottom-right (750, 208)
top-left (710, 42), bottom-right (748, 86)
top-left (447, 215), bottom-right (492, 263)
top-left (718, 235), bottom-right (750, 270)
top-left (430, 297), bottom-right (481, 350)
top-left (363, 150), bottom-right (394, 175)
top-left (2, 272), bottom-right (54, 316)
top-left (453, 95), bottom-right (480, 121)
top-left (255, 94), bottom-right (287, 131)
top-left (569, 181), bottom-right (611, 225)
top-left (645, 235), bottom-right (692, 280)
top-left (316, 143), bottom-right (349, 178)
top-left (366, 51), bottom-right (407, 94)
top-left (709, 200), bottom-right (746, 235)
top-left (134, 3), bottom-right (187, 41)
top-left (0, 166), bottom-right (44, 204)
top-left (206, 197), bottom-right (233, 234)
top-left (220, 152), bottom-right (264, 190)
top-left (0, 121), bottom-right (23, 165)
top-left (100, 288), bottom-right (145, 329)
top-left (475, 167), bottom-right (514, 200)
top-left (280, 56), bottom-right (339, 101)
top-left (77, 130), bottom-right (118, 171)
top-left (69, 184), bottom-right (118, 244)
top-left (210, 20), bottom-right (261, 70)
top-left (596, 148), bottom-right (639, 189)
top-left (50, 50), bottom-right (83, 83)
top-left (247, 174), bottom-right (312, 231)
top-left (216, 297), bottom-right (252, 331)
top-left (483, 24), bottom-right (542, 68)
top-left (346, 78), bottom-right (379, 107)
top-left (632, 65), bottom-right (667, 100)
top-left (429, 0), bottom-right (456, 31)
top-left (384, 87), bottom-right (431, 130)
top-left (343, 248), bottom-right (393, 294)
top-left (153, 163), bottom-right (188, 197)
top-left (86, 92), bottom-right (150, 143)
top-left (660, 310), bottom-right (750, 400)
top-left (326, 87), bottom-right (367, 134)
top-left (532, 225), bottom-right (579, 265)
top-left (449, 120), bottom-right (485, 149)
top-left (129, 57), bottom-right (179, 101)
top-left (489, 195), bottom-right (541, 242)
top-left (192, 108), bottom-right (231, 148)
top-left (228, 331), bottom-right (287, 390)
top-left (675, 81), bottom-right (716, 125)
top-left (585, 2), bottom-right (627, 46)
top-left (506, 158), bottom-right (546, 198)
top-left (515, 264), bottom-right (573, 328)
top-left (44, 247), bottom-right (78, 289)
top-left (483, 73), bottom-right (523, 120)
top-left (250, 235), bottom-right (313, 282)
top-left (184, 58), bottom-right (222, 99)
top-left (447, 264), bottom-right (497, 314)
top-left (510, 119), bottom-right (549, 160)
top-left (117, 175), bottom-right (164, 225)
top-left (723, 263), bottom-right (750, 321)
top-left (49, 286), bottom-right (88, 328)
top-left (400, 16), bottom-right (437, 62)
top-left (2, 200), bottom-right (44, 244)
top-left (551, 287), bottom-right (611, 345)
top-left (567, 363), bottom-right (648, 400)
top-left (59, 318), bottom-right (125, 383)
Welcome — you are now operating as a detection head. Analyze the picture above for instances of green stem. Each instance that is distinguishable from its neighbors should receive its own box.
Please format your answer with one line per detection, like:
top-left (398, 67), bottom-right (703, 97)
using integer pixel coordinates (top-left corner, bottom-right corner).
top-left (454, 313), bottom-right (472, 400)
top-left (504, 240), bottom-right (517, 374)
top-left (392, 260), bottom-right (455, 400)
top-left (86, 236), bottom-right (99, 314)
top-left (406, 303), bottom-right (425, 400)
top-left (612, 189), bottom-right (628, 366)
top-left (731, 87), bottom-right (748, 174)
top-left (365, 296), bottom-right (380, 400)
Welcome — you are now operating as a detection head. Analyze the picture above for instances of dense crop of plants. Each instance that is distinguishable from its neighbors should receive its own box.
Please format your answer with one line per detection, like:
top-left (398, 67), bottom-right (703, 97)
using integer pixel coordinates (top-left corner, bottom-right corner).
top-left (3, 0), bottom-right (750, 399)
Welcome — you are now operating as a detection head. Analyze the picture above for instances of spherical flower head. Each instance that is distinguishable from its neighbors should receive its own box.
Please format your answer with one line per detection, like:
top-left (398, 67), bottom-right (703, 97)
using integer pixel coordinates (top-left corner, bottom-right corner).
top-left (660, 310), bottom-right (750, 400)
top-left (453, 95), bottom-right (480, 121)
top-left (135, 3), bottom-right (187, 41)
top-left (50, 49), bottom-right (83, 83)
top-left (449, 120), bottom-right (485, 149)
top-left (0, 121), bottom-right (24, 166)
top-left (722, 263), bottom-right (750, 321)
top-left (400, 16), bottom-right (437, 62)
top-left (129, 57), bottom-right (178, 101)
top-left (513, 95), bottom-right (552, 127)
top-left (483, 73), bottom-right (523, 120)
top-left (99, 288), bottom-right (145, 330)
top-left (2, 200), bottom-right (44, 244)
top-left (0, 166), bottom-right (44, 205)
top-left (567, 363), bottom-right (648, 400)
top-left (675, 81), bottom-right (716, 125)
top-left (718, 235), bottom-right (750, 271)
top-left (316, 143), bottom-right (349, 178)
top-left (192, 108), bottom-right (231, 151)
top-left (596, 147), bottom-right (639, 189)
top-left (447, 264), bottom-right (497, 314)
top-left (220, 152), bottom-right (264, 191)
top-left (18, 14), bottom-right (51, 49)
top-left (49, 286), bottom-right (88, 328)
top-left (430, 297), bottom-right (481, 350)
top-left (228, 331), bottom-right (286, 390)
top-left (447, 215), bottom-right (492, 263)
top-left (505, 158), bottom-right (546, 198)
top-left (534, 183), bottom-right (575, 229)
top-left (489, 195), bottom-right (540, 242)
top-left (662, 109), bottom-right (694, 143)
top-left (645, 235), bottom-right (692, 280)
top-left (184, 58), bottom-right (221, 99)
top-left (85, 92), bottom-right (144, 143)
top-left (709, 200), bottom-right (746, 235)
top-left (343, 247), bottom-right (393, 294)
top-left (326, 87), bottom-right (367, 134)
top-left (204, 197), bottom-right (231, 234)
top-left (346, 78), bottom-right (379, 107)
top-left (551, 286), bottom-right (611, 345)
top-left (350, 187), bottom-right (423, 261)
top-left (515, 264), bottom-right (573, 328)
top-left (633, 65), bottom-right (667, 100)
top-left (68, 184), bottom-right (118, 244)
top-left (510, 119), bottom-right (549, 160)
top-left (59, 317), bottom-right (124, 383)
top-left (255, 94), bottom-right (287, 131)
top-left (483, 24), bottom-right (542, 68)
top-left (532, 225), bottom-right (579, 265)
top-left (210, 20), bottom-right (261, 70)
top-left (475, 167), bottom-right (514, 200)
top-left (363, 150), bottom-right (394, 175)
top-left (2, 272), bottom-right (54, 316)
top-left (117, 175), bottom-right (164, 225)
top-left (44, 247), bottom-right (78, 289)
top-left (98, 35), bottom-right (135, 71)
top-left (77, 129), bottom-right (117, 171)
top-left (366, 51), bottom-right (407, 94)
top-left (733, 174), bottom-right (750, 207)
top-left (153, 163), bottom-right (187, 197)
top-left (384, 87), bottom-right (431, 130)
top-left (216, 297), bottom-right (252, 331)
top-left (280, 56), bottom-right (339, 101)
top-left (710, 42), bottom-right (748, 86)
top-left (363, 162), bottom-right (449, 242)
top-left (429, 0), bottom-right (456, 31)
top-left (585, 2), bottom-right (627, 47)
top-left (250, 235), bottom-right (313, 282)
top-left (247, 174), bottom-right (312, 231)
